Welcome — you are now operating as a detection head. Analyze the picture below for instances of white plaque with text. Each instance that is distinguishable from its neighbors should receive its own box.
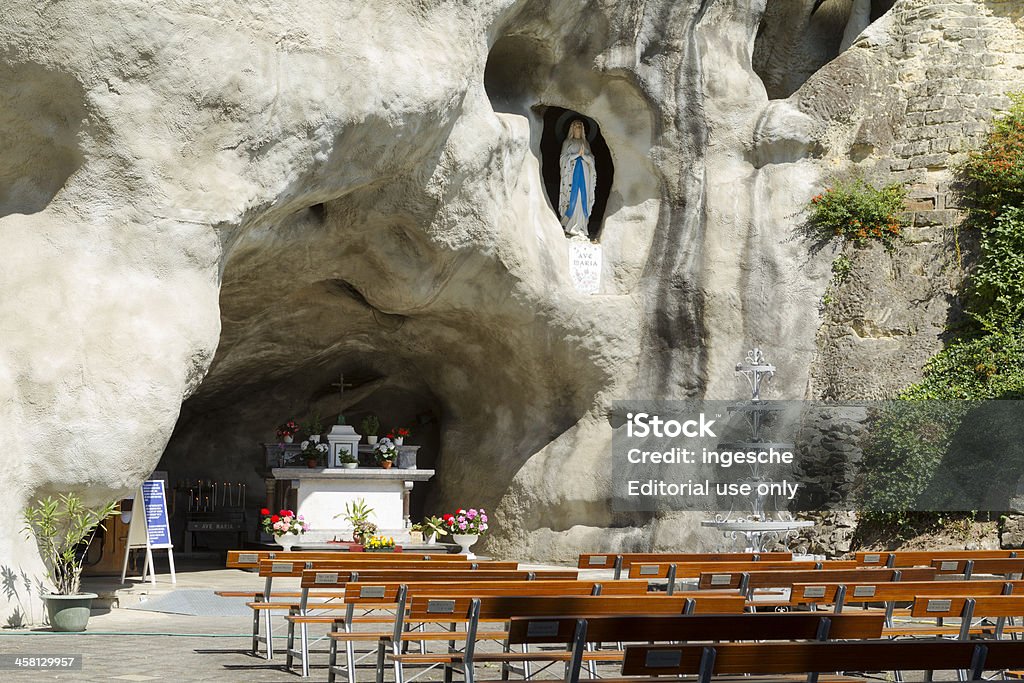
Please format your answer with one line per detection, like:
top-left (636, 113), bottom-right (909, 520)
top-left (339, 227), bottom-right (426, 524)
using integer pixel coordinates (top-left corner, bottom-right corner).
top-left (569, 242), bottom-right (602, 294)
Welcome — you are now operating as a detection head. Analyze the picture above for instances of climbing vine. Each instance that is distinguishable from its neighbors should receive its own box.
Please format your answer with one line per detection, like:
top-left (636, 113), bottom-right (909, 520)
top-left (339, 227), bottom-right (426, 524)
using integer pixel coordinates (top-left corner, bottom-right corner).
top-left (856, 94), bottom-right (1024, 536)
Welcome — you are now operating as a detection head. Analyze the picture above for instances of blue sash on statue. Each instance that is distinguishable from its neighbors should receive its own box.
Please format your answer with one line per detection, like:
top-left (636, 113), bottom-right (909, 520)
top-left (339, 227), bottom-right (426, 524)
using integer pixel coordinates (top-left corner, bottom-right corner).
top-left (565, 157), bottom-right (589, 218)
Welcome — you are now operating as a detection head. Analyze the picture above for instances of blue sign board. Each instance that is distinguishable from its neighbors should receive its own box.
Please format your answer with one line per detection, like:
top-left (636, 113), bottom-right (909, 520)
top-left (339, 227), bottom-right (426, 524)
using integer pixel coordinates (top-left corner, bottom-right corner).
top-left (141, 479), bottom-right (172, 547)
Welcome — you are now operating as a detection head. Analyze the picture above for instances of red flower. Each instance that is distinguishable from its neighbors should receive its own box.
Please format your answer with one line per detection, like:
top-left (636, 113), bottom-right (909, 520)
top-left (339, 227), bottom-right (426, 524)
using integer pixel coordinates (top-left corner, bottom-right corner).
top-left (279, 510), bottom-right (288, 516)
top-left (397, 427), bottom-right (410, 437)
top-left (260, 508), bottom-right (270, 516)
top-left (270, 515), bottom-right (280, 523)
top-left (443, 514), bottom-right (454, 521)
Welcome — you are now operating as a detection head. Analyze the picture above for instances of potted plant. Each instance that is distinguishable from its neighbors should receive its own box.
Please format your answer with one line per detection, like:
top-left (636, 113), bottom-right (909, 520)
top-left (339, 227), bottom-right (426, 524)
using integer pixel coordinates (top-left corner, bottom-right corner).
top-left (409, 523), bottom-right (424, 544)
top-left (373, 437), bottom-right (398, 469)
top-left (307, 410), bottom-right (324, 442)
top-left (23, 493), bottom-right (119, 631)
top-left (338, 448), bottom-right (358, 469)
top-left (363, 535), bottom-right (396, 552)
top-left (360, 414), bottom-right (381, 445)
top-left (421, 515), bottom-right (447, 545)
top-left (260, 508), bottom-right (309, 551)
top-left (336, 498), bottom-right (376, 544)
top-left (276, 419), bottom-right (300, 444)
top-left (441, 508), bottom-right (488, 559)
top-left (386, 427), bottom-right (410, 446)
top-left (299, 438), bottom-right (329, 468)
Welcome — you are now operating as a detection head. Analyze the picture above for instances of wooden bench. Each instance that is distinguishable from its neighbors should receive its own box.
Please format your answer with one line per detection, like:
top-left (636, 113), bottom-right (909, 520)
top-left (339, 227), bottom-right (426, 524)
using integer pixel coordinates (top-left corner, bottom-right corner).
top-left (617, 639), bottom-right (1024, 683)
top-left (790, 580), bottom-right (1024, 622)
top-left (931, 557), bottom-right (1024, 579)
top-left (247, 560), bottom-right (570, 660)
top-left (287, 579), bottom-right (649, 678)
top-left (501, 612), bottom-right (886, 683)
top-left (698, 567), bottom-right (938, 598)
top-left (578, 552), bottom-right (792, 577)
top-left (896, 594), bottom-right (1024, 639)
top-left (855, 549), bottom-right (1017, 568)
top-left (628, 560), bottom-right (858, 594)
top-left (374, 594), bottom-right (749, 683)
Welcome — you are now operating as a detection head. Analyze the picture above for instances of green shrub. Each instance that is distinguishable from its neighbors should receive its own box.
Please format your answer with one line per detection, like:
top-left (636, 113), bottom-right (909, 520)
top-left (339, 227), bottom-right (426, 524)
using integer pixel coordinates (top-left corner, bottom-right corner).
top-left (959, 93), bottom-right (1024, 224)
top-left (807, 178), bottom-right (907, 250)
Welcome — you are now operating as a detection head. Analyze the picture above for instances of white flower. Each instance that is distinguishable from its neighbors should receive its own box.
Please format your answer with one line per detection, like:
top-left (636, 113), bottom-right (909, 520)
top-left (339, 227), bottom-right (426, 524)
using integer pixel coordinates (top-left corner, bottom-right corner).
top-left (301, 440), bottom-right (310, 449)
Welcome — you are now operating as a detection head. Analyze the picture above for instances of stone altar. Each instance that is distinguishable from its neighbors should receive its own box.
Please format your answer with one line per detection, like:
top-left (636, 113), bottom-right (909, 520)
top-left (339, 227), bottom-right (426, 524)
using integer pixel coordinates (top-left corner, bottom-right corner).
top-left (267, 467), bottom-right (434, 543)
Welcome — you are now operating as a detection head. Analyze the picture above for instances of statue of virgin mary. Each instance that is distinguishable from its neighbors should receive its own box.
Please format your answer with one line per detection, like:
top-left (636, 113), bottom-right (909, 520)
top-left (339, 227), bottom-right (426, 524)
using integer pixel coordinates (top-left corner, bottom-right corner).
top-left (558, 119), bottom-right (596, 239)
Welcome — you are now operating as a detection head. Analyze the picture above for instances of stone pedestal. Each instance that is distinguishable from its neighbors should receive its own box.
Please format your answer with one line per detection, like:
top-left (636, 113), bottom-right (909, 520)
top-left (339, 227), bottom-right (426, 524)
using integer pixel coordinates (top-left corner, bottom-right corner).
top-left (269, 467), bottom-right (434, 543)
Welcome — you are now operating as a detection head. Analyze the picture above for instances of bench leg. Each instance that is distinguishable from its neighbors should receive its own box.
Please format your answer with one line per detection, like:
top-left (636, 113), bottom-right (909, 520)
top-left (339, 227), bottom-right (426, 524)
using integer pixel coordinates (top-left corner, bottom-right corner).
top-left (328, 636), bottom-right (338, 683)
top-left (286, 618), bottom-right (296, 671)
top-left (393, 642), bottom-right (404, 683)
top-left (345, 639), bottom-right (357, 683)
top-left (300, 622), bottom-right (310, 677)
top-left (265, 609), bottom-right (274, 659)
top-left (375, 640), bottom-right (386, 683)
top-left (251, 609), bottom-right (261, 656)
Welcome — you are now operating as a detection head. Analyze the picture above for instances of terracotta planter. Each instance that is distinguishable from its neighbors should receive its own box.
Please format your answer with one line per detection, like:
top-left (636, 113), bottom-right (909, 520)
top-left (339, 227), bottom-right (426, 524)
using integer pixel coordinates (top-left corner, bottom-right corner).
top-left (380, 460), bottom-right (393, 469)
top-left (306, 459), bottom-right (318, 468)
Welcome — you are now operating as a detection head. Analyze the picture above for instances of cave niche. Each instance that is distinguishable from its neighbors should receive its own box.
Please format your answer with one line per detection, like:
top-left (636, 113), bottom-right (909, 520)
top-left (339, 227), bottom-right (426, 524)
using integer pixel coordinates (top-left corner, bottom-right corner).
top-left (537, 106), bottom-right (614, 241)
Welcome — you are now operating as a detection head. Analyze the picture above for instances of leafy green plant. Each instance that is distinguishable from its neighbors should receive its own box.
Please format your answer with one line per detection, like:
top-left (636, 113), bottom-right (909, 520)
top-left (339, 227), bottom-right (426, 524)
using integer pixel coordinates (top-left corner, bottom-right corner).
top-left (421, 515), bottom-right (447, 538)
top-left (23, 494), bottom-right (118, 596)
top-left (958, 93), bottom-right (1024, 224)
top-left (831, 254), bottom-right (853, 285)
top-left (337, 498), bottom-right (374, 527)
top-left (807, 178), bottom-right (907, 250)
top-left (360, 414), bottom-right (380, 437)
top-left (337, 448), bottom-right (358, 464)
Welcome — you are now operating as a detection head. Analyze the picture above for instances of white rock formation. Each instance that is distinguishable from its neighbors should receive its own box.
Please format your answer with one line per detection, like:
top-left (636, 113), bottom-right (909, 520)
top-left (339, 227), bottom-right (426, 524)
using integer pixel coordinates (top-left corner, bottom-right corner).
top-left (2, 0), bottom-right (1022, 622)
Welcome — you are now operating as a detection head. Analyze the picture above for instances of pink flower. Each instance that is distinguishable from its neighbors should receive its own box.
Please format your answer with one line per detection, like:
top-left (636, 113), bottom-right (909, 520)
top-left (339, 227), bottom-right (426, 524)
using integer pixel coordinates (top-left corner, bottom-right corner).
top-left (466, 509), bottom-right (477, 519)
top-left (459, 522), bottom-right (468, 530)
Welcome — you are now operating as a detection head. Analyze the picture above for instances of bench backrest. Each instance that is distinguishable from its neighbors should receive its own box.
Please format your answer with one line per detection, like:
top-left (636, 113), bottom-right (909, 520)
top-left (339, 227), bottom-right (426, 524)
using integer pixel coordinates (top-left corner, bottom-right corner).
top-left (630, 560), bottom-right (818, 579)
top-left (791, 580), bottom-right (1020, 605)
top-left (331, 579), bottom-right (650, 603)
top-left (910, 595), bottom-right (1024, 619)
top-left (578, 552), bottom-right (791, 570)
top-left (407, 595), bottom-right (691, 622)
top-left (931, 557), bottom-right (1024, 576)
top-left (227, 549), bottom-right (454, 568)
top-left (855, 549), bottom-right (1016, 567)
top-left (699, 567), bottom-right (937, 590)
top-left (258, 559), bottom-right (513, 577)
top-left (620, 640), bottom-right (1024, 678)
top-left (507, 612), bottom-right (885, 646)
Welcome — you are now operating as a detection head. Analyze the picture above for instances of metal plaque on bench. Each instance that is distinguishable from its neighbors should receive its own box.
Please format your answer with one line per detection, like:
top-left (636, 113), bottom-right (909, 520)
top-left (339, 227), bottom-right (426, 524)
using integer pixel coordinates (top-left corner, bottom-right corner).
top-left (588, 556), bottom-right (607, 566)
top-left (360, 586), bottom-right (386, 598)
top-left (427, 599), bottom-right (456, 614)
top-left (527, 620), bottom-right (560, 637)
top-left (238, 553), bottom-right (259, 564)
top-left (645, 649), bottom-right (682, 668)
top-left (926, 599), bottom-right (952, 612)
top-left (639, 565), bottom-right (659, 576)
top-left (853, 585), bottom-right (876, 598)
top-left (863, 554), bottom-right (880, 563)
top-left (939, 561), bottom-right (959, 571)
top-left (803, 586), bottom-right (826, 598)
top-left (272, 562), bottom-right (292, 573)
top-left (709, 574), bottom-right (732, 586)
top-left (315, 572), bottom-right (339, 584)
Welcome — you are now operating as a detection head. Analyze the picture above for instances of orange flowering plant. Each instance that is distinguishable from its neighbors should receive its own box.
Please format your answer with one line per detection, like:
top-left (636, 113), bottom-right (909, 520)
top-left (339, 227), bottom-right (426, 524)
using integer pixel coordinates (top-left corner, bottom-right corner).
top-left (807, 178), bottom-right (907, 251)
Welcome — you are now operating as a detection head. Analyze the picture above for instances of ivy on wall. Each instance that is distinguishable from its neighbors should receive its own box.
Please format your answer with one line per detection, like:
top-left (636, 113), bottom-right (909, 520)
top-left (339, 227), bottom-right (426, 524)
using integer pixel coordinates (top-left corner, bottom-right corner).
top-left (856, 94), bottom-right (1024, 535)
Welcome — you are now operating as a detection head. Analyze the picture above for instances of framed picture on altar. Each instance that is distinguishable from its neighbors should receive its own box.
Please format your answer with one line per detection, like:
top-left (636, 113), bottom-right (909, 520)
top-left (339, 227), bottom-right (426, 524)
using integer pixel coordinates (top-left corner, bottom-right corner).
top-left (330, 440), bottom-right (361, 468)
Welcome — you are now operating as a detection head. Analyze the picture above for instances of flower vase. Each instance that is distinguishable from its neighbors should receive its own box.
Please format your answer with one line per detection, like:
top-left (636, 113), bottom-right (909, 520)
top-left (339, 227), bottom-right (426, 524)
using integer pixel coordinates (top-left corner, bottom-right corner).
top-left (367, 435), bottom-right (378, 445)
top-left (452, 533), bottom-right (479, 559)
top-left (283, 435), bottom-right (294, 444)
top-left (394, 437), bottom-right (404, 446)
top-left (276, 533), bottom-right (300, 551)
top-left (425, 532), bottom-right (437, 546)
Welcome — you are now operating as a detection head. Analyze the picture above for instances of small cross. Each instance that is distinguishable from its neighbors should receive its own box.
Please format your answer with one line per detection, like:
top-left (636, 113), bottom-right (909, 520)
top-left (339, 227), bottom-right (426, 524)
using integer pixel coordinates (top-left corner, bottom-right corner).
top-left (330, 372), bottom-right (355, 398)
